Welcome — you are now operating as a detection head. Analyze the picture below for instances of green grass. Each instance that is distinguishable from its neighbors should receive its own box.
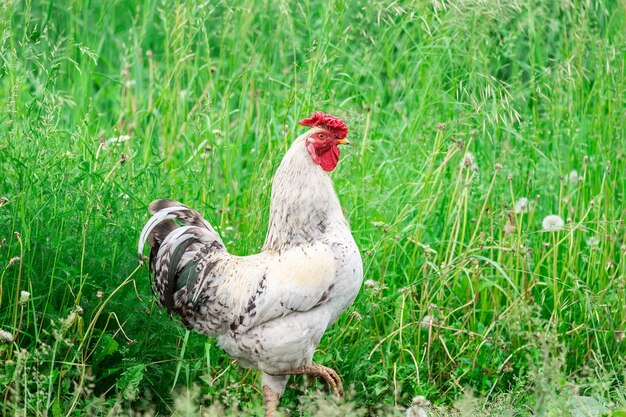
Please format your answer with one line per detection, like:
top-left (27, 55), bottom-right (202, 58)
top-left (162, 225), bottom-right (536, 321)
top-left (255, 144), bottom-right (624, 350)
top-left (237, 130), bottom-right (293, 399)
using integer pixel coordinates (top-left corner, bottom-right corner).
top-left (1, 0), bottom-right (626, 415)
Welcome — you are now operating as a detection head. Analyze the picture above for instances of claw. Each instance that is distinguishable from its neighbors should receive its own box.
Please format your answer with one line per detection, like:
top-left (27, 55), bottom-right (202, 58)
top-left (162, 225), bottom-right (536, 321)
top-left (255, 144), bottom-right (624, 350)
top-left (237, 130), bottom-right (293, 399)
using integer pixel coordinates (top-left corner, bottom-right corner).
top-left (277, 364), bottom-right (344, 397)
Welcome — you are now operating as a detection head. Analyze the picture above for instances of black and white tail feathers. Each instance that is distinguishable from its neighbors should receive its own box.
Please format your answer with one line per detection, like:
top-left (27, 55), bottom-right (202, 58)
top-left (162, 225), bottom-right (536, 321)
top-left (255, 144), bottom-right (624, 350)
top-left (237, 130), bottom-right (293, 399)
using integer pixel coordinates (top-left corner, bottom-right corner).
top-left (138, 200), bottom-right (225, 315)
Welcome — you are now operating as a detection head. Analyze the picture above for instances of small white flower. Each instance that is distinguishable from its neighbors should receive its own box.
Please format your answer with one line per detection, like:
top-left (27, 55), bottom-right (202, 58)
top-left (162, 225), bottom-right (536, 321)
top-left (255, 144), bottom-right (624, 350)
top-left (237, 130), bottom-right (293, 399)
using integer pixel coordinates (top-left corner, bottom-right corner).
top-left (514, 197), bottom-right (529, 214)
top-left (421, 315), bottom-right (434, 330)
top-left (0, 329), bottom-right (13, 344)
top-left (19, 291), bottom-right (30, 304)
top-left (406, 396), bottom-right (430, 417)
top-left (542, 215), bottom-right (564, 232)
top-left (568, 169), bottom-right (579, 187)
top-left (586, 236), bottom-right (600, 247)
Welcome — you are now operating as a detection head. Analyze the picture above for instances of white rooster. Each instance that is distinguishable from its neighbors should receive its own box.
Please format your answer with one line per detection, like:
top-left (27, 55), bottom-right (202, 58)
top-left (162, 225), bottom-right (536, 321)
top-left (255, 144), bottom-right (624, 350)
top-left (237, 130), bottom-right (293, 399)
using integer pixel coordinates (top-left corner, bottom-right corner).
top-left (138, 112), bottom-right (363, 416)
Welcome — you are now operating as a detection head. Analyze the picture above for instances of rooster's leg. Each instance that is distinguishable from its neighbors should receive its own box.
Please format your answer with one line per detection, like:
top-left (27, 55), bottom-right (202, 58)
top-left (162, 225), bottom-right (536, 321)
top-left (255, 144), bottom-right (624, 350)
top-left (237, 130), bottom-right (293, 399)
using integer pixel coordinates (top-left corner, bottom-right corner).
top-left (262, 373), bottom-right (288, 417)
top-left (263, 385), bottom-right (280, 417)
top-left (283, 364), bottom-right (344, 397)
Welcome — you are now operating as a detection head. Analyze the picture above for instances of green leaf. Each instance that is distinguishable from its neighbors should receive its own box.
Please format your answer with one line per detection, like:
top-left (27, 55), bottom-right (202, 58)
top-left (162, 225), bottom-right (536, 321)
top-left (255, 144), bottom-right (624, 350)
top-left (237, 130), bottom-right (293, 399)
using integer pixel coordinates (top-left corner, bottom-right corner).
top-left (93, 333), bottom-right (119, 366)
top-left (52, 399), bottom-right (62, 417)
top-left (116, 364), bottom-right (145, 401)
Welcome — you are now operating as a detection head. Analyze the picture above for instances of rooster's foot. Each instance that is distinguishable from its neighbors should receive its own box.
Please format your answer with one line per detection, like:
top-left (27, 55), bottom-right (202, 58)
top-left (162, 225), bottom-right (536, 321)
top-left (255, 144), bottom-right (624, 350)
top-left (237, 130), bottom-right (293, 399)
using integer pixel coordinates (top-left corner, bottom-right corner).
top-left (283, 364), bottom-right (344, 397)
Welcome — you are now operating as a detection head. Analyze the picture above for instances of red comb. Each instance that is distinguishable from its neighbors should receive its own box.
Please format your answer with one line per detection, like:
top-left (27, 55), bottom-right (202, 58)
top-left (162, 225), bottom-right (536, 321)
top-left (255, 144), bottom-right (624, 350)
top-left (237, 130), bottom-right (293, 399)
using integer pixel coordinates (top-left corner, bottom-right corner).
top-left (298, 112), bottom-right (348, 139)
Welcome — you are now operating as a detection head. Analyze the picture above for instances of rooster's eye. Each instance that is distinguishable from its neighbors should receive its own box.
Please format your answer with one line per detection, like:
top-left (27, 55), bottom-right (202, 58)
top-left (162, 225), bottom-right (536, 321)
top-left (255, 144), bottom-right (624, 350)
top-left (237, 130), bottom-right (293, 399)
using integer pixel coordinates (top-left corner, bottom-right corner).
top-left (318, 133), bottom-right (325, 139)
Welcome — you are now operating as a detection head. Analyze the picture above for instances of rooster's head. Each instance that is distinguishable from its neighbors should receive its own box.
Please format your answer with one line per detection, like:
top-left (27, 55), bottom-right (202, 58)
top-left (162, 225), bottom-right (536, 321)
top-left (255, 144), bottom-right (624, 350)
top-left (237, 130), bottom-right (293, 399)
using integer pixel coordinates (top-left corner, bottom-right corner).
top-left (299, 111), bottom-right (349, 172)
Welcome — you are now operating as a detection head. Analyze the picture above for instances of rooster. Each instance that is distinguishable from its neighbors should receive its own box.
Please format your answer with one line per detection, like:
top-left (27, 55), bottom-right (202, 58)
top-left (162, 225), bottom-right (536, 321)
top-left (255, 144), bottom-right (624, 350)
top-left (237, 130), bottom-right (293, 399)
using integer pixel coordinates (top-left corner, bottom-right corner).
top-left (138, 112), bottom-right (363, 416)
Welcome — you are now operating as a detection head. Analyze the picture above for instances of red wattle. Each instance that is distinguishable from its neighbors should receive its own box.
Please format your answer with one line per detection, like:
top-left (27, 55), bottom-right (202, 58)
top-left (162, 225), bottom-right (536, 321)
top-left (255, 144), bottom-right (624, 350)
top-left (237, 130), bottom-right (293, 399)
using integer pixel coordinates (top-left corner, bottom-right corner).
top-left (319, 145), bottom-right (340, 172)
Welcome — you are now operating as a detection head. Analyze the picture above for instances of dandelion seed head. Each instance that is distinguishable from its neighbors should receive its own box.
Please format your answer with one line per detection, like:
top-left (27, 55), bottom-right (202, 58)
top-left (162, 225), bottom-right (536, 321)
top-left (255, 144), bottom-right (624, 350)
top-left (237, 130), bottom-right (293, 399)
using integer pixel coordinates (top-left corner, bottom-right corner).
top-left (514, 197), bottom-right (529, 214)
top-left (542, 215), bottom-right (564, 232)
top-left (568, 169), bottom-right (579, 187)
top-left (406, 396), bottom-right (430, 417)
top-left (19, 290), bottom-right (30, 304)
top-left (586, 236), bottom-right (600, 247)
top-left (412, 396), bottom-right (431, 407)
top-left (421, 315), bottom-right (434, 330)
top-left (503, 217), bottom-right (516, 235)
top-left (0, 330), bottom-right (13, 344)
top-left (460, 152), bottom-right (478, 171)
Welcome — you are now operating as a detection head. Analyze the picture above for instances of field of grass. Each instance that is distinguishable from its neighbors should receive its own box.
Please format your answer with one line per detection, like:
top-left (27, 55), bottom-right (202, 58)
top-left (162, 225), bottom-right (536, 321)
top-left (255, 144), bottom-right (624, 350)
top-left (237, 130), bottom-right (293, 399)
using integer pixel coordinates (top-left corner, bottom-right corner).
top-left (1, 0), bottom-right (626, 415)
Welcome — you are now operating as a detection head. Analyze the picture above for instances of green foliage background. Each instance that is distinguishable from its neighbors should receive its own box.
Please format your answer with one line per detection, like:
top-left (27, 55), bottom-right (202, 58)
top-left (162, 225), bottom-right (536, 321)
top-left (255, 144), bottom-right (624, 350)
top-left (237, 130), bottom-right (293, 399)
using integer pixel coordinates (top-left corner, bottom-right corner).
top-left (1, 0), bottom-right (625, 415)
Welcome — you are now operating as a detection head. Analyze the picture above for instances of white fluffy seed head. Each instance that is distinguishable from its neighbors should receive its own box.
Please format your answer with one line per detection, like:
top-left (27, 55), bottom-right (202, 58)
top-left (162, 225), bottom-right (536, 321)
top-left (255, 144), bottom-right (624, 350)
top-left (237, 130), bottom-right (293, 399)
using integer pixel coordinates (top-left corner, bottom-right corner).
top-left (504, 214), bottom-right (517, 235)
top-left (542, 215), bottom-right (565, 232)
top-left (514, 197), bottom-right (529, 214)
top-left (0, 330), bottom-right (13, 343)
top-left (406, 396), bottom-right (431, 417)
top-left (568, 169), bottom-right (579, 187)
top-left (586, 236), bottom-right (600, 247)
top-left (460, 152), bottom-right (478, 171)
top-left (19, 291), bottom-right (30, 304)
top-left (421, 315), bottom-right (434, 329)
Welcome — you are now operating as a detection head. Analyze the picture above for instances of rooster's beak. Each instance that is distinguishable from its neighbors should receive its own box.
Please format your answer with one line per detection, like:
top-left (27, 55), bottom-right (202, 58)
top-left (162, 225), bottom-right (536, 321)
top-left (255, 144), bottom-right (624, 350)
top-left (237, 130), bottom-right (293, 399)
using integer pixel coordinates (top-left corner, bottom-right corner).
top-left (337, 138), bottom-right (350, 145)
